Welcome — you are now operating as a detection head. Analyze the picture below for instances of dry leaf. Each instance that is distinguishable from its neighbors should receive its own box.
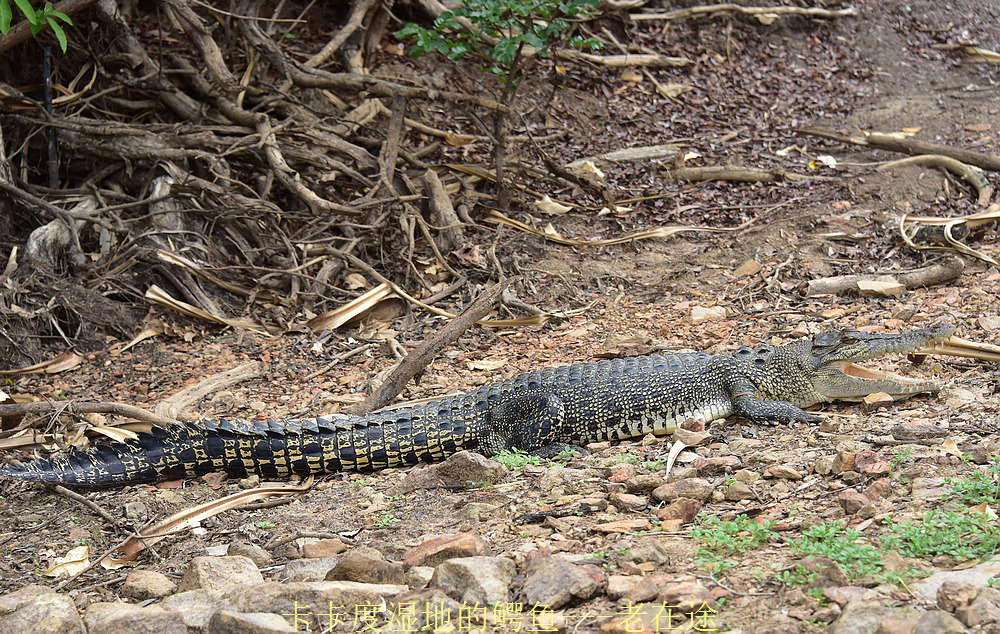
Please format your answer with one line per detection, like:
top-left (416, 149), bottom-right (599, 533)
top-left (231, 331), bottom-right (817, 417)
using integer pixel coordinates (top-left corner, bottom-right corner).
top-left (971, 502), bottom-right (998, 519)
top-left (45, 545), bottom-right (90, 578)
top-left (444, 132), bottom-right (475, 146)
top-left (809, 155), bottom-right (838, 169)
top-left (343, 273), bottom-right (368, 290)
top-left (656, 82), bottom-right (692, 98)
top-left (621, 68), bottom-right (643, 83)
top-left (581, 161), bottom-right (605, 179)
top-left (467, 358), bottom-right (507, 371)
top-left (754, 12), bottom-right (779, 25)
top-left (533, 195), bottom-right (573, 215)
top-left (89, 426), bottom-right (140, 443)
top-left (145, 285), bottom-right (268, 335)
top-left (939, 437), bottom-right (962, 457)
top-left (109, 320), bottom-right (164, 356)
top-left (307, 283), bottom-right (396, 332)
top-left (105, 479), bottom-right (315, 566)
top-left (0, 348), bottom-right (84, 375)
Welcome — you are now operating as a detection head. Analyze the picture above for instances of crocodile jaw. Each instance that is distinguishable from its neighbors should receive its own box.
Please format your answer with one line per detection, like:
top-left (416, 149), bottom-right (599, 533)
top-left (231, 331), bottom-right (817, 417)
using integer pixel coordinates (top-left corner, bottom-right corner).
top-left (817, 361), bottom-right (946, 401)
top-left (810, 327), bottom-right (1000, 402)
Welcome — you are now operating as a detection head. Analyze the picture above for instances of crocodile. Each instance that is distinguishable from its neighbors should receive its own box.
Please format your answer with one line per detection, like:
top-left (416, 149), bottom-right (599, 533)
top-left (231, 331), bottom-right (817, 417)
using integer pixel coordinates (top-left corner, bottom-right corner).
top-left (0, 324), bottom-right (962, 487)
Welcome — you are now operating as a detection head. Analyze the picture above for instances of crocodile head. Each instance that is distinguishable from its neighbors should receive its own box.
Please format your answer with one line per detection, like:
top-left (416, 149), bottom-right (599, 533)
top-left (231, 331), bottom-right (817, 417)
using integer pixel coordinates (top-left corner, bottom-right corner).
top-left (794, 324), bottom-right (957, 404)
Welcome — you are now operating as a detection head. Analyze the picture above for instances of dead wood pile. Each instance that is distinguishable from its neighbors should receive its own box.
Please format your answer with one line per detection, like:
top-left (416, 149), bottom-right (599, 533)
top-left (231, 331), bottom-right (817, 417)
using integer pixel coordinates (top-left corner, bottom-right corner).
top-left (0, 0), bottom-right (546, 361)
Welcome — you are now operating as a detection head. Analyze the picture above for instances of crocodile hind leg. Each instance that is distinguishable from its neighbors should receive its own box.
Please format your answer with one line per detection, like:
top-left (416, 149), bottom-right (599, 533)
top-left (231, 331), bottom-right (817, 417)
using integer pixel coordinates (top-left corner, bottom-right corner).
top-left (487, 391), bottom-right (566, 452)
top-left (731, 392), bottom-right (823, 424)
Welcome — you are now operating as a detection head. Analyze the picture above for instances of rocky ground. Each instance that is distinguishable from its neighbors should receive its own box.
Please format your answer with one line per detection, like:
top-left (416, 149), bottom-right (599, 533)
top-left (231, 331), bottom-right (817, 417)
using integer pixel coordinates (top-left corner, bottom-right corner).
top-left (1, 0), bottom-right (1000, 632)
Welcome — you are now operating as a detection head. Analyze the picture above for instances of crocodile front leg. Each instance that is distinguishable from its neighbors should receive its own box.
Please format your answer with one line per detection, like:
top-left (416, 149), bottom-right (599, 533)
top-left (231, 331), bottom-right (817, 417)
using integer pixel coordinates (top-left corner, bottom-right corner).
top-left (724, 377), bottom-right (823, 425)
top-left (731, 393), bottom-right (823, 424)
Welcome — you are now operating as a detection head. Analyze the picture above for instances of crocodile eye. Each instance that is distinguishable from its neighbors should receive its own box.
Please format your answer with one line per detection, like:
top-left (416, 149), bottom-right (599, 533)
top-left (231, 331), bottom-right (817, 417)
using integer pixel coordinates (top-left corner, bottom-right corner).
top-left (813, 333), bottom-right (842, 347)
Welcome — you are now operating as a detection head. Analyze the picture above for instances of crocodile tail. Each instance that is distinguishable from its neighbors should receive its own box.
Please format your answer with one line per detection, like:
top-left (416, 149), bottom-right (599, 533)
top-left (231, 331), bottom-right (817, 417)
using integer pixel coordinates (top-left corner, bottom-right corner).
top-left (0, 418), bottom-right (336, 488)
top-left (0, 410), bottom-right (487, 487)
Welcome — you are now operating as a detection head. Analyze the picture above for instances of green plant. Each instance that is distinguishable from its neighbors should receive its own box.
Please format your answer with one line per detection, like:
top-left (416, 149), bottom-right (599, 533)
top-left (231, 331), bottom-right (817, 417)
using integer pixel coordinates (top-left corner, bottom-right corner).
top-left (881, 509), bottom-right (1000, 561)
top-left (691, 515), bottom-right (778, 575)
top-left (396, 0), bottom-right (600, 208)
top-left (946, 458), bottom-right (1000, 504)
top-left (397, 0), bottom-right (599, 85)
top-left (256, 521), bottom-right (276, 529)
top-left (493, 447), bottom-right (541, 470)
top-left (376, 510), bottom-right (401, 526)
top-left (776, 566), bottom-right (819, 587)
top-left (0, 1), bottom-right (72, 52)
top-left (790, 522), bottom-right (883, 578)
top-left (554, 446), bottom-right (579, 463)
top-left (888, 446), bottom-right (914, 471)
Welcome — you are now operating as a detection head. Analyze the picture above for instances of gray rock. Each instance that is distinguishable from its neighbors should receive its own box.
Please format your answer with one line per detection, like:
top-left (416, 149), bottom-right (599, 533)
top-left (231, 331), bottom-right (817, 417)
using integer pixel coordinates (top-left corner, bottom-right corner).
top-left (326, 551), bottom-right (405, 585)
top-left (651, 478), bottom-right (714, 501)
top-left (912, 558), bottom-right (1000, 600)
top-left (828, 600), bottom-right (908, 634)
top-left (799, 556), bottom-right (850, 589)
top-left (522, 557), bottom-right (602, 609)
top-left (912, 609), bottom-right (965, 634)
top-left (538, 466), bottom-right (586, 491)
top-left (83, 602), bottom-right (187, 634)
top-left (456, 502), bottom-right (501, 521)
top-left (120, 570), bottom-right (177, 600)
top-left (224, 581), bottom-right (409, 631)
top-left (430, 556), bottom-right (516, 605)
top-left (281, 556), bottom-right (342, 582)
top-left (404, 566), bottom-right (435, 588)
top-left (910, 477), bottom-right (952, 501)
top-left (228, 542), bottom-right (275, 567)
top-left (434, 451), bottom-right (508, 487)
top-left (178, 555), bottom-right (265, 592)
top-left (626, 537), bottom-right (673, 565)
top-left (0, 585), bottom-right (85, 634)
top-left (956, 587), bottom-right (1000, 626)
top-left (159, 589), bottom-right (231, 630)
top-left (207, 610), bottom-right (296, 634)
top-left (724, 481), bottom-right (755, 501)
top-left (937, 580), bottom-right (977, 612)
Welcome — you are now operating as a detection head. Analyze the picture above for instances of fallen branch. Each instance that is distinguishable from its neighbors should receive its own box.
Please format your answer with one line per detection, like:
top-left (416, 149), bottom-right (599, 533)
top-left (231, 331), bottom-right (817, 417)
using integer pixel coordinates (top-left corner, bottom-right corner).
top-left (154, 361), bottom-right (263, 420)
top-left (346, 280), bottom-right (510, 415)
top-left (933, 44), bottom-right (1000, 65)
top-left (804, 258), bottom-right (964, 297)
top-left (630, 4), bottom-right (858, 22)
top-left (666, 164), bottom-right (828, 184)
top-left (877, 155), bottom-right (992, 206)
top-left (565, 144), bottom-right (682, 169)
top-left (555, 51), bottom-right (693, 68)
top-left (0, 401), bottom-right (179, 429)
top-left (796, 128), bottom-right (1000, 172)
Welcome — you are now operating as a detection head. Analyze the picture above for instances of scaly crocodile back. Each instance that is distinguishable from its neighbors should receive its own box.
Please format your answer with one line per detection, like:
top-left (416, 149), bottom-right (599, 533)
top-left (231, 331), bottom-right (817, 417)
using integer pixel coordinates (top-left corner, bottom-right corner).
top-left (0, 352), bottom-right (717, 487)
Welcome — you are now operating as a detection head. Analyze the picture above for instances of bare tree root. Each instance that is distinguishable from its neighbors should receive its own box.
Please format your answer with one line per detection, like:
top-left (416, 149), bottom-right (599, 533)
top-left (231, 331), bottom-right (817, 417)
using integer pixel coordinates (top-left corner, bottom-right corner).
top-left (877, 154), bottom-right (993, 206)
top-left (797, 128), bottom-right (1000, 173)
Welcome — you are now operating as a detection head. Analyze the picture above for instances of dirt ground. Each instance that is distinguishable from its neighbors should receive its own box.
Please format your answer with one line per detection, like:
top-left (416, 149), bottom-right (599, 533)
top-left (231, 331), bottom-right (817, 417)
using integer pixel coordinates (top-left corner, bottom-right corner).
top-left (1, 0), bottom-right (999, 632)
